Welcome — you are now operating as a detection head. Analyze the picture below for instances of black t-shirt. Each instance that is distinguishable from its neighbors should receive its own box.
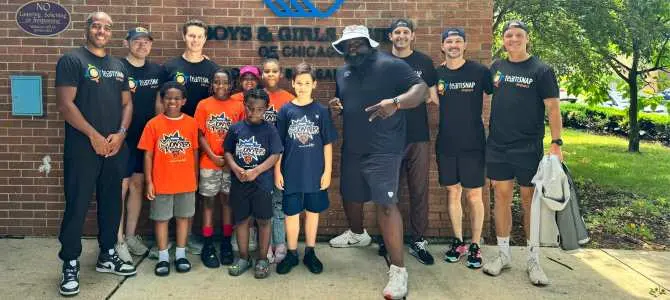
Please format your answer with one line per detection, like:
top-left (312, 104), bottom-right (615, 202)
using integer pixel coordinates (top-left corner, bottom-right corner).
top-left (223, 120), bottom-right (283, 192)
top-left (55, 47), bottom-right (129, 146)
top-left (122, 59), bottom-right (165, 147)
top-left (488, 56), bottom-right (559, 148)
top-left (396, 51), bottom-right (437, 144)
top-left (436, 60), bottom-right (493, 154)
top-left (335, 50), bottom-right (423, 154)
top-left (162, 56), bottom-right (219, 116)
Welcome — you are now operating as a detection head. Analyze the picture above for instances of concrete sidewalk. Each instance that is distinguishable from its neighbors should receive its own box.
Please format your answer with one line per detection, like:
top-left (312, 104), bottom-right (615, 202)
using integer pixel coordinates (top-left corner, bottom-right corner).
top-left (0, 238), bottom-right (667, 299)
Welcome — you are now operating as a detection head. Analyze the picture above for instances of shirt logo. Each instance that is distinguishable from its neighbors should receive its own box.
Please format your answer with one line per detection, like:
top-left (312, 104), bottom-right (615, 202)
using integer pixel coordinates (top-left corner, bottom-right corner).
top-left (236, 136), bottom-right (266, 165)
top-left (128, 77), bottom-right (137, 93)
top-left (494, 71), bottom-right (533, 88)
top-left (84, 64), bottom-right (124, 84)
top-left (415, 70), bottom-right (423, 79)
top-left (288, 115), bottom-right (320, 145)
top-left (206, 112), bottom-right (232, 137)
top-left (175, 71), bottom-right (188, 85)
top-left (264, 105), bottom-right (278, 123)
top-left (158, 130), bottom-right (192, 161)
top-left (437, 79), bottom-right (446, 95)
top-left (86, 64), bottom-right (100, 83)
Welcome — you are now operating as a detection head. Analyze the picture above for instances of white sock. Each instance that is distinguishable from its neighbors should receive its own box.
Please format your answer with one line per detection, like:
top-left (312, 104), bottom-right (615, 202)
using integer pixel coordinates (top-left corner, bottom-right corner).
top-left (175, 247), bottom-right (186, 260)
top-left (497, 236), bottom-right (511, 258)
top-left (527, 240), bottom-right (539, 260)
top-left (158, 249), bottom-right (169, 262)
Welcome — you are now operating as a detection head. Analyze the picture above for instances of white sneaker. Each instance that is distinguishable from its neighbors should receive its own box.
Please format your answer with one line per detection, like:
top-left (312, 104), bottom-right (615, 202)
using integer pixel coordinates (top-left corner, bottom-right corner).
top-left (383, 265), bottom-right (408, 299)
top-left (482, 251), bottom-right (511, 276)
top-left (527, 257), bottom-right (550, 286)
top-left (125, 235), bottom-right (149, 256)
top-left (115, 242), bottom-right (133, 264)
top-left (329, 229), bottom-right (372, 248)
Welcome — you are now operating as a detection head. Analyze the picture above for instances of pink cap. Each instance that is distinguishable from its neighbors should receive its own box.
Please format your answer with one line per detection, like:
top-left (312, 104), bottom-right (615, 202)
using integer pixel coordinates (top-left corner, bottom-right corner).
top-left (239, 65), bottom-right (260, 79)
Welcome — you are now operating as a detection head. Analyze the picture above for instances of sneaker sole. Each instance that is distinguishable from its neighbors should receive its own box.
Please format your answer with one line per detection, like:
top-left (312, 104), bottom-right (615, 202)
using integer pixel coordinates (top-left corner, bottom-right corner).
top-left (408, 248), bottom-right (434, 265)
top-left (443, 254), bottom-right (464, 263)
top-left (383, 290), bottom-right (408, 300)
top-left (95, 267), bottom-right (138, 276)
top-left (329, 241), bottom-right (371, 248)
top-left (59, 289), bottom-right (79, 297)
top-left (466, 261), bottom-right (482, 269)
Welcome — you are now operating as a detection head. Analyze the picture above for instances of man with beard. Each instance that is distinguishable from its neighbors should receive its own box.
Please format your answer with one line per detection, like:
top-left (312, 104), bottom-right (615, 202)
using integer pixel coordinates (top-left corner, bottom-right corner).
top-left (56, 12), bottom-right (137, 296)
top-left (328, 25), bottom-right (428, 299)
top-left (482, 21), bottom-right (562, 286)
top-left (383, 18), bottom-right (439, 265)
top-left (436, 28), bottom-right (492, 269)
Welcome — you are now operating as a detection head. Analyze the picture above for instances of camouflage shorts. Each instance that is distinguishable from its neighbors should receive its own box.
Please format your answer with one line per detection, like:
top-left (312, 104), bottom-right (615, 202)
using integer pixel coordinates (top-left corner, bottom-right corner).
top-left (198, 169), bottom-right (231, 197)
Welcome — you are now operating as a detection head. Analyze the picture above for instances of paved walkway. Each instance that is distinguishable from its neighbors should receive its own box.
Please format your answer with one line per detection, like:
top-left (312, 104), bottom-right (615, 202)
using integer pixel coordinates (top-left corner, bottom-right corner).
top-left (0, 238), bottom-right (667, 299)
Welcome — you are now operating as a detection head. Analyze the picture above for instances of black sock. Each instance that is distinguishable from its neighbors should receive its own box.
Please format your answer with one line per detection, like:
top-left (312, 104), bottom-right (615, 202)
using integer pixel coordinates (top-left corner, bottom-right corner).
top-left (204, 236), bottom-right (213, 245)
top-left (305, 246), bottom-right (314, 255)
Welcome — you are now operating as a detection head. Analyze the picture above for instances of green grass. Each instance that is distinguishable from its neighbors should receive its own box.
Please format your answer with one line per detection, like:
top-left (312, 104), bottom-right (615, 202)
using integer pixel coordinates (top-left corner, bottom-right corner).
top-left (543, 128), bottom-right (670, 200)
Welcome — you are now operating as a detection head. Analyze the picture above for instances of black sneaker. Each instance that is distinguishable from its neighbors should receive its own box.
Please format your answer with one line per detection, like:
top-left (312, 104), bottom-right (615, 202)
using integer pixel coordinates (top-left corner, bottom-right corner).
top-left (378, 239), bottom-right (387, 257)
top-left (409, 238), bottom-right (435, 265)
top-left (220, 238), bottom-right (234, 266)
top-left (466, 243), bottom-right (483, 269)
top-left (201, 242), bottom-right (220, 268)
top-left (276, 251), bottom-right (299, 274)
top-left (303, 250), bottom-right (323, 274)
top-left (444, 239), bottom-right (467, 263)
top-left (96, 249), bottom-right (137, 276)
top-left (59, 260), bottom-right (80, 296)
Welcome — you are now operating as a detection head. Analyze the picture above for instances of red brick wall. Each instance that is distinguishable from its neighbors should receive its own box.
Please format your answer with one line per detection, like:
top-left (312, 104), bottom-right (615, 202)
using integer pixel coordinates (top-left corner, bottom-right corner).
top-left (0, 0), bottom-right (493, 238)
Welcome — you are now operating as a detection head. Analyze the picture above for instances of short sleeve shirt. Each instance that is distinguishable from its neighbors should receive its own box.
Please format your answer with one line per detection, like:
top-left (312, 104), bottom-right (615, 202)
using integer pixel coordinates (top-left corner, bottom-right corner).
top-left (122, 59), bottom-right (165, 147)
top-left (162, 56), bottom-right (219, 116)
top-left (436, 60), bottom-right (493, 154)
top-left (396, 51), bottom-right (438, 143)
top-left (335, 50), bottom-right (423, 154)
top-left (264, 89), bottom-right (295, 126)
top-left (138, 114), bottom-right (199, 194)
top-left (223, 121), bottom-right (283, 191)
top-left (488, 56), bottom-right (559, 148)
top-left (55, 47), bottom-right (129, 144)
top-left (194, 96), bottom-right (245, 170)
top-left (277, 101), bottom-right (338, 194)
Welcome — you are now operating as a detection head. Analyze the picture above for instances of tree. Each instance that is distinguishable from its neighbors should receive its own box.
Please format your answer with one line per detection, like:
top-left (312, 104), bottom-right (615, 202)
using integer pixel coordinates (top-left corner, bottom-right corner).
top-left (493, 0), bottom-right (670, 152)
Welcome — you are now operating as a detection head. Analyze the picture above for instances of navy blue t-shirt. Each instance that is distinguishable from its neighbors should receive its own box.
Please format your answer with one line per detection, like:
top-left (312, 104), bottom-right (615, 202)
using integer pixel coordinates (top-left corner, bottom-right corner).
top-left (335, 50), bottom-right (424, 154)
top-left (277, 101), bottom-right (338, 194)
top-left (224, 120), bottom-right (283, 191)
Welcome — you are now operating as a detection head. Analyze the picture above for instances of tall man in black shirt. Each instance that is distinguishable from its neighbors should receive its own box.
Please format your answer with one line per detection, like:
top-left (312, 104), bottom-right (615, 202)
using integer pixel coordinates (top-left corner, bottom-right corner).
top-left (386, 18), bottom-right (439, 265)
top-left (328, 25), bottom-right (428, 300)
top-left (482, 21), bottom-right (563, 286)
top-left (55, 12), bottom-right (137, 297)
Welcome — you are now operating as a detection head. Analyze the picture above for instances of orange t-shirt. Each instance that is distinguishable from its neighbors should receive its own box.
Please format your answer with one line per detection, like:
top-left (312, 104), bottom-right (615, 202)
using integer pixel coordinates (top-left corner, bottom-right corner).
top-left (138, 114), bottom-right (199, 195)
top-left (194, 96), bottom-right (245, 169)
top-left (231, 92), bottom-right (244, 103)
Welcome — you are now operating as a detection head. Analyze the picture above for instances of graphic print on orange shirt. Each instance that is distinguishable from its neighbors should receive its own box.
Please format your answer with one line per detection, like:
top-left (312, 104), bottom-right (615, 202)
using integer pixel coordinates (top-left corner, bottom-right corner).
top-left (158, 130), bottom-right (192, 162)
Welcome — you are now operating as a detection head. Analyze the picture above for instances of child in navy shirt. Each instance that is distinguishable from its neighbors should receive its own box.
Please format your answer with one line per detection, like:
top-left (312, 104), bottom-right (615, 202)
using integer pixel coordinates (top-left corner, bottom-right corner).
top-left (274, 63), bottom-right (337, 274)
top-left (224, 88), bottom-right (283, 279)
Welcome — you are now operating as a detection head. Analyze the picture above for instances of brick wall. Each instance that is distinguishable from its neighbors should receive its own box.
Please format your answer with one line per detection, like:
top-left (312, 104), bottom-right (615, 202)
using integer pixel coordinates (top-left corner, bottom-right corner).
top-left (0, 0), bottom-right (493, 239)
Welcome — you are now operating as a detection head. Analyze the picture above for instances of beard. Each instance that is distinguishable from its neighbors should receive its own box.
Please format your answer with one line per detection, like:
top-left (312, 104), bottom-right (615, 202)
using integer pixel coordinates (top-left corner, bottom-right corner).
top-left (344, 48), bottom-right (372, 67)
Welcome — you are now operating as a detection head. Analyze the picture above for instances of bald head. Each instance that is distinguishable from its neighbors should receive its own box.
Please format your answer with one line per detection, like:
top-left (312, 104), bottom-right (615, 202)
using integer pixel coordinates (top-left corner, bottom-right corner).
top-left (85, 12), bottom-right (112, 29)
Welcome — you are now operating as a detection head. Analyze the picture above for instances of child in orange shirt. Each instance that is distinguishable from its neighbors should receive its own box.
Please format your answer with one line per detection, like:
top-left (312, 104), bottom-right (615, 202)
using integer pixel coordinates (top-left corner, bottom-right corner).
top-left (138, 81), bottom-right (199, 277)
top-left (260, 55), bottom-right (294, 263)
top-left (194, 69), bottom-right (245, 267)
top-left (230, 65), bottom-right (261, 103)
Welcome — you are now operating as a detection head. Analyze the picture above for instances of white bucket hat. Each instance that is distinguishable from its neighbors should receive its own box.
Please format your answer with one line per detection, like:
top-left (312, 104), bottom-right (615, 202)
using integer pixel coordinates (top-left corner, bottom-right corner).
top-left (331, 25), bottom-right (380, 55)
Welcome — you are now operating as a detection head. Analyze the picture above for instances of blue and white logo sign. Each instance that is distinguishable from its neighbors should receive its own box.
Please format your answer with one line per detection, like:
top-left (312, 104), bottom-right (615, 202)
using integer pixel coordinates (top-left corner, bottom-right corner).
top-left (264, 0), bottom-right (344, 18)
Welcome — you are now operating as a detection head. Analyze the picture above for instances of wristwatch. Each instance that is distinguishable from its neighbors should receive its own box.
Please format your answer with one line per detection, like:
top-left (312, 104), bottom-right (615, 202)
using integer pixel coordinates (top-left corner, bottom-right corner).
top-left (551, 138), bottom-right (563, 146)
top-left (118, 127), bottom-right (128, 135)
top-left (392, 97), bottom-right (400, 109)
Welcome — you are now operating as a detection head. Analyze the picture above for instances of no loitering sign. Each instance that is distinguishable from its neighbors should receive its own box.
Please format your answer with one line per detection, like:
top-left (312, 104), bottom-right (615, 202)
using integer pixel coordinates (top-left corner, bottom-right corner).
top-left (16, 1), bottom-right (70, 37)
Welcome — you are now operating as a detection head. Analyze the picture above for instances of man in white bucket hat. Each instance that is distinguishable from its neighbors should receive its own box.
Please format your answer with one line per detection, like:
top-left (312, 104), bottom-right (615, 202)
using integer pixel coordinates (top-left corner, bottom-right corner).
top-left (328, 25), bottom-right (428, 299)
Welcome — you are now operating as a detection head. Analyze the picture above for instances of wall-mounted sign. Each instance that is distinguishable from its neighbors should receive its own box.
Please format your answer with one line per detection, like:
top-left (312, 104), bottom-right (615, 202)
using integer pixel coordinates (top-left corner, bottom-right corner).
top-left (16, 1), bottom-right (70, 36)
top-left (264, 0), bottom-right (345, 18)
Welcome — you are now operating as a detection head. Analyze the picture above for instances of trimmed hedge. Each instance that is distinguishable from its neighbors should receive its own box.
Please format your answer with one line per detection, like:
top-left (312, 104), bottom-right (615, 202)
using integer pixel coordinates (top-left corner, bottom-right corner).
top-left (560, 103), bottom-right (670, 146)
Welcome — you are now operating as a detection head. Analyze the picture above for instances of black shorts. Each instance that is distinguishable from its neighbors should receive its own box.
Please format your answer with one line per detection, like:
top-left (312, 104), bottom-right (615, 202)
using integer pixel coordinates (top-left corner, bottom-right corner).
top-left (283, 191), bottom-right (329, 216)
top-left (486, 139), bottom-right (542, 187)
top-left (436, 151), bottom-right (485, 188)
top-left (229, 180), bottom-right (273, 224)
top-left (340, 152), bottom-right (402, 205)
top-left (125, 147), bottom-right (144, 178)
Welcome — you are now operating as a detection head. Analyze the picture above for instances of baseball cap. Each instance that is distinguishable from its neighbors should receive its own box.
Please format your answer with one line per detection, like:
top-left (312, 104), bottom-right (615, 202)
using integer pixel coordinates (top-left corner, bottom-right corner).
top-left (239, 65), bottom-right (260, 79)
top-left (389, 19), bottom-right (414, 32)
top-left (126, 27), bottom-right (153, 41)
top-left (441, 28), bottom-right (466, 42)
top-left (502, 20), bottom-right (529, 35)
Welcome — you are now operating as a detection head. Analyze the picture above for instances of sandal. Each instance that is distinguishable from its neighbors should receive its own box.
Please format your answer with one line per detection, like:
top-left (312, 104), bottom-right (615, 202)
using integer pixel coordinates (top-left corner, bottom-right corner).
top-left (229, 258), bottom-right (251, 276)
top-left (174, 257), bottom-right (191, 273)
top-left (154, 261), bottom-right (170, 277)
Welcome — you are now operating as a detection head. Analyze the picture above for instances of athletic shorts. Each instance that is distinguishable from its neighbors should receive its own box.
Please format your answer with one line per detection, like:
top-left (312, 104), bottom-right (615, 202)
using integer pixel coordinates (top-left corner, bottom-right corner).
top-left (283, 190), bottom-right (329, 216)
top-left (486, 139), bottom-right (542, 187)
top-left (340, 152), bottom-right (403, 205)
top-left (198, 169), bottom-right (231, 197)
top-left (230, 180), bottom-right (273, 224)
top-left (125, 147), bottom-right (144, 178)
top-left (436, 151), bottom-right (485, 188)
top-left (150, 192), bottom-right (196, 221)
